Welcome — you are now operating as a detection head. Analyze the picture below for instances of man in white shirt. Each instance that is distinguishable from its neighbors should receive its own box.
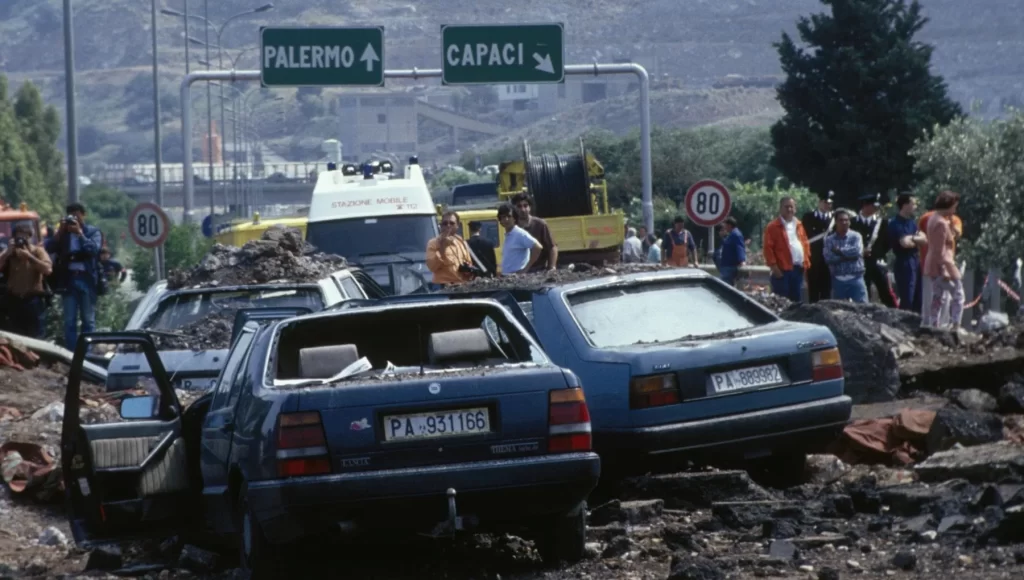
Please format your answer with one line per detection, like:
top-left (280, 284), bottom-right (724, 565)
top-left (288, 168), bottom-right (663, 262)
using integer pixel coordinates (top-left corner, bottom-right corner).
top-left (497, 203), bottom-right (542, 275)
top-left (621, 227), bottom-right (644, 263)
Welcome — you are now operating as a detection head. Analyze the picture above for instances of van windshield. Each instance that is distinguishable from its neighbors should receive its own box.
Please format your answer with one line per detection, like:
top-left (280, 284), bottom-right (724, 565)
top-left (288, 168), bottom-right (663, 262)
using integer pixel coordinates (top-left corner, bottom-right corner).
top-left (306, 215), bottom-right (438, 262)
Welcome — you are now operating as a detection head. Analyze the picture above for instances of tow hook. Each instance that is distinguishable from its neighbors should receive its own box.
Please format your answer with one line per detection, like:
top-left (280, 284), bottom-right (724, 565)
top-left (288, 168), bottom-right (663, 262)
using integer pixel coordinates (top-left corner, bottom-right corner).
top-left (424, 488), bottom-right (464, 538)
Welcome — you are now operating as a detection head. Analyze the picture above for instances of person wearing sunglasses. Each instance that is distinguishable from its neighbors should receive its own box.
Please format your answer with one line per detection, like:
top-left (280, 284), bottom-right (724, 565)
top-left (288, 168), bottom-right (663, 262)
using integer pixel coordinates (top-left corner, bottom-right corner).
top-left (426, 211), bottom-right (479, 289)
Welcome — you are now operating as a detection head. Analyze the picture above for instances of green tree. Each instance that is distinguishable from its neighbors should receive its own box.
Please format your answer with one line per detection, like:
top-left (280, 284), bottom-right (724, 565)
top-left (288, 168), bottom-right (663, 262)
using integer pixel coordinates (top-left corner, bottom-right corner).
top-left (0, 75), bottom-right (48, 216)
top-left (13, 81), bottom-right (65, 219)
top-left (129, 223), bottom-right (213, 293)
top-left (81, 184), bottom-right (136, 255)
top-left (770, 0), bottom-right (962, 207)
top-left (910, 110), bottom-right (1024, 269)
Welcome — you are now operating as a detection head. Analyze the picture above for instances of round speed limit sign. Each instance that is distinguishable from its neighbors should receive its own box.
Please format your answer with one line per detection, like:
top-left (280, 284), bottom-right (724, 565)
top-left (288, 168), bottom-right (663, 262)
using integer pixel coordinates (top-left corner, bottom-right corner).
top-left (684, 179), bottom-right (732, 227)
top-left (128, 202), bottom-right (170, 248)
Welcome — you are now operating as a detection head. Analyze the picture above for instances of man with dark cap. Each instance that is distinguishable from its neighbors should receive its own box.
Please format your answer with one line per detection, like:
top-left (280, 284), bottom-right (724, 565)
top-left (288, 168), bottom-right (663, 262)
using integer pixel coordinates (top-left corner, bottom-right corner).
top-left (802, 190), bottom-right (835, 302)
top-left (850, 192), bottom-right (898, 307)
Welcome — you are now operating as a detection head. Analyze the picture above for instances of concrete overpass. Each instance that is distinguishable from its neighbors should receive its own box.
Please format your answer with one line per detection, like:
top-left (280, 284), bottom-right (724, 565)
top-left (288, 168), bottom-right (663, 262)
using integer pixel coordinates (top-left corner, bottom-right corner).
top-left (121, 181), bottom-right (312, 207)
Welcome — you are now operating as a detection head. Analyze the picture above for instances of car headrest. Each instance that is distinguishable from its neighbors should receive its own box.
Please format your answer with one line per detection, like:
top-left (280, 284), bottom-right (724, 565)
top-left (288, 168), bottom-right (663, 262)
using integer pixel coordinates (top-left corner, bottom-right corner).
top-left (427, 328), bottom-right (492, 365)
top-left (298, 344), bottom-right (360, 379)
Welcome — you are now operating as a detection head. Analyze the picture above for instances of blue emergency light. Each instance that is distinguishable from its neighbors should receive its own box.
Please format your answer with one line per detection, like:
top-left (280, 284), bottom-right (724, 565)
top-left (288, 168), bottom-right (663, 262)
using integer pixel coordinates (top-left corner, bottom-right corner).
top-left (362, 163), bottom-right (374, 179)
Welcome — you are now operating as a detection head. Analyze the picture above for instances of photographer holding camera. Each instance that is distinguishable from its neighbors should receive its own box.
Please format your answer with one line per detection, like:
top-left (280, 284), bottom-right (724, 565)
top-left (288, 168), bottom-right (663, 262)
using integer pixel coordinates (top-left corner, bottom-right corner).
top-left (44, 203), bottom-right (103, 349)
top-left (425, 211), bottom-right (482, 290)
top-left (0, 223), bottom-right (53, 338)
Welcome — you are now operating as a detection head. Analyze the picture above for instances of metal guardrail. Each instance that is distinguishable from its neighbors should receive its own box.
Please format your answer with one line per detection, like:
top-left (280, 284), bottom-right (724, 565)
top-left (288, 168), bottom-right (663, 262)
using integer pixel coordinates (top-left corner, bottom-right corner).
top-left (86, 161), bottom-right (328, 187)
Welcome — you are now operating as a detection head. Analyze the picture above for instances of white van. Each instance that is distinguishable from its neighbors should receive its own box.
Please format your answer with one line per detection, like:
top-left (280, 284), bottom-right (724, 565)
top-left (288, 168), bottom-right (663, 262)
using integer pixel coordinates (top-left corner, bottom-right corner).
top-left (305, 157), bottom-right (437, 294)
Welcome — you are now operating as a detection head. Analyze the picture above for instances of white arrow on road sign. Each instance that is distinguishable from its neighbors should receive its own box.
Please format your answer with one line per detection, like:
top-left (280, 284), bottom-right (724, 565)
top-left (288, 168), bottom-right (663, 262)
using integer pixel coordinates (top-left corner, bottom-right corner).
top-left (533, 53), bottom-right (554, 74)
top-left (360, 43), bottom-right (380, 72)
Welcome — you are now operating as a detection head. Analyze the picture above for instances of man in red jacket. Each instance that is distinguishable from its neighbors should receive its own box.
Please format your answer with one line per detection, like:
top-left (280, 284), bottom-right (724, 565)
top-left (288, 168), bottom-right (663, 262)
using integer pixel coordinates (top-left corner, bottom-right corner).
top-left (762, 196), bottom-right (811, 302)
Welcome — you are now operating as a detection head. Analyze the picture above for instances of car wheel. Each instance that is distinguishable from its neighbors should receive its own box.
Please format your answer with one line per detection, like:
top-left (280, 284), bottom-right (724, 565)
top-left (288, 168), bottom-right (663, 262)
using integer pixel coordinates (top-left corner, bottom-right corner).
top-left (237, 491), bottom-right (280, 579)
top-left (533, 501), bottom-right (587, 565)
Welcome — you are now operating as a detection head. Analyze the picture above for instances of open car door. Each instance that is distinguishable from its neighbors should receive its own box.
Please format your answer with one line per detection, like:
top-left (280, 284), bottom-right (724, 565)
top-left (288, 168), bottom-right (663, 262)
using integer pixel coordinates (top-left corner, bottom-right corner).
top-left (61, 332), bottom-right (192, 548)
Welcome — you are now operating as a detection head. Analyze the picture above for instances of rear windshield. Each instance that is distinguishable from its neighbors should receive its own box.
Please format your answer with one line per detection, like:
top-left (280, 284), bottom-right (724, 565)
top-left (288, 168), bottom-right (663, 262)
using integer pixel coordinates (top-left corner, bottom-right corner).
top-left (146, 288), bottom-right (324, 331)
top-left (270, 303), bottom-right (547, 386)
top-left (566, 279), bottom-right (761, 348)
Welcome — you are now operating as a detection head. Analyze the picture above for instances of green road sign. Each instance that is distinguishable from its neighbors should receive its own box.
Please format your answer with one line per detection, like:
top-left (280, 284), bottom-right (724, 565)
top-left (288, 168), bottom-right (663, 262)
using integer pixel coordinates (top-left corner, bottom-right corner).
top-left (441, 23), bottom-right (564, 85)
top-left (260, 26), bottom-right (384, 87)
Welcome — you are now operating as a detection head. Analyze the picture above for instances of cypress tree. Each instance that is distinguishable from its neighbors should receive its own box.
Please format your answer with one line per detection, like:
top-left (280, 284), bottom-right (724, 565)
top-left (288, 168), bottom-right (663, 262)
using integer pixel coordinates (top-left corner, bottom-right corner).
top-left (14, 81), bottom-right (65, 217)
top-left (770, 0), bottom-right (962, 206)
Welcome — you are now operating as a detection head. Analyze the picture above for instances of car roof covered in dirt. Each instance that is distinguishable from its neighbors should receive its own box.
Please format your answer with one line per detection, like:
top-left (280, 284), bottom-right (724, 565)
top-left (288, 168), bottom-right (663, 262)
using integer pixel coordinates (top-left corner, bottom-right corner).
top-left (442, 264), bottom-right (713, 297)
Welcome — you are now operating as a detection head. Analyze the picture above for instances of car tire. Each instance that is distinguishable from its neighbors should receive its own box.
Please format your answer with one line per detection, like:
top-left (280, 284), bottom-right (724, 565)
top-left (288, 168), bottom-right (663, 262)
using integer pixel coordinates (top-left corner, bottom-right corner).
top-left (237, 490), bottom-right (280, 580)
top-left (533, 501), bottom-right (587, 565)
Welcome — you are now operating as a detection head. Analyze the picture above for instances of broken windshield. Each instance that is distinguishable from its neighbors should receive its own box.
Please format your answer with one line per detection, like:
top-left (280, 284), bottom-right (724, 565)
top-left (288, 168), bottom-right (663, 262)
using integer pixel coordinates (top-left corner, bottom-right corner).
top-left (145, 288), bottom-right (324, 331)
top-left (566, 279), bottom-right (759, 348)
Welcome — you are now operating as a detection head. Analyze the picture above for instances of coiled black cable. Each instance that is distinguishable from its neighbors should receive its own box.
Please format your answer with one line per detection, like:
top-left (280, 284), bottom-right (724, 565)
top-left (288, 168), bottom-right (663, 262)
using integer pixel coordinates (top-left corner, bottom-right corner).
top-left (524, 153), bottom-right (591, 218)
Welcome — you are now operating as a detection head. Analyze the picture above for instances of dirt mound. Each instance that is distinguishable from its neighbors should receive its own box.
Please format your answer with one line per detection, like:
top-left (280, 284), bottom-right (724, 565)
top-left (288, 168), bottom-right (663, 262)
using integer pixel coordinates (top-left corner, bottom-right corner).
top-left (166, 226), bottom-right (347, 290)
top-left (779, 301), bottom-right (921, 404)
top-left (781, 300), bottom-right (1024, 402)
top-left (149, 312), bottom-right (236, 351)
top-left (447, 263), bottom-right (686, 294)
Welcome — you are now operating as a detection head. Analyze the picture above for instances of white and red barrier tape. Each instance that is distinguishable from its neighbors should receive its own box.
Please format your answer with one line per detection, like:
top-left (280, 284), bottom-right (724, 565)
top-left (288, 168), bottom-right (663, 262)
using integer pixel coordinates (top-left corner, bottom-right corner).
top-left (964, 274), bottom-right (1021, 310)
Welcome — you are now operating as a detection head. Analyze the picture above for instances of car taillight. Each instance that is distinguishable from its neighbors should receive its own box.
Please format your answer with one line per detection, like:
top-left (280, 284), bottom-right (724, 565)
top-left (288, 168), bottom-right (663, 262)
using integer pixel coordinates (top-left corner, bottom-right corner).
top-left (630, 373), bottom-right (681, 409)
top-left (812, 347), bottom-right (843, 382)
top-left (548, 387), bottom-right (592, 453)
top-left (276, 411), bottom-right (331, 478)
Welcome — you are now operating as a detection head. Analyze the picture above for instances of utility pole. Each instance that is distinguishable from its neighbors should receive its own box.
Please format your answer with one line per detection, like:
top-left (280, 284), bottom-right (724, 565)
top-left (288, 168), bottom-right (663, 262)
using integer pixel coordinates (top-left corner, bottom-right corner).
top-left (62, 0), bottom-right (80, 204)
top-left (204, 0), bottom-right (215, 219)
top-left (150, 0), bottom-right (165, 279)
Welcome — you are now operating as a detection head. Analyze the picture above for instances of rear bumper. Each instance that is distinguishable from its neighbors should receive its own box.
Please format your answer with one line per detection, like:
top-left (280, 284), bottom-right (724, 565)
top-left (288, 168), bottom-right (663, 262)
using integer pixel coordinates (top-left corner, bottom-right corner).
top-left (246, 452), bottom-right (601, 544)
top-left (595, 395), bottom-right (852, 462)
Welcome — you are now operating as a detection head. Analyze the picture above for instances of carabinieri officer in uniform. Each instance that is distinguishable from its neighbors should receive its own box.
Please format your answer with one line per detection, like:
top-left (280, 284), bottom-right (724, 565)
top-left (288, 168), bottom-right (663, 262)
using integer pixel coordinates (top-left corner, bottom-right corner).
top-left (850, 192), bottom-right (898, 307)
top-left (802, 190), bottom-right (835, 303)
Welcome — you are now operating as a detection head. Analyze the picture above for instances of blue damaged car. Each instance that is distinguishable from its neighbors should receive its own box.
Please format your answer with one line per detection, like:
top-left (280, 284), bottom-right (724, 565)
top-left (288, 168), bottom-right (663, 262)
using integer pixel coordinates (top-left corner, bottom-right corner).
top-left (333, 267), bottom-right (853, 478)
top-left (60, 298), bottom-right (600, 579)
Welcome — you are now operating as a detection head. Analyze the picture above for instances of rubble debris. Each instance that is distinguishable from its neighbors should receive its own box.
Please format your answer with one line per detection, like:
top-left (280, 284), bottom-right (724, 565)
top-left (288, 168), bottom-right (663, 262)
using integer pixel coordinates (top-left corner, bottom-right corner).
top-left (0, 336), bottom-right (39, 370)
top-left (36, 527), bottom-right (67, 548)
top-left (914, 441), bottom-right (1024, 483)
top-left (926, 407), bottom-right (1004, 453)
top-left (84, 545), bottom-right (123, 571)
top-left (779, 301), bottom-right (919, 403)
top-left (1001, 380), bottom-right (1024, 414)
top-left (148, 311), bottom-right (235, 351)
top-left (176, 544), bottom-right (218, 573)
top-left (165, 226), bottom-right (348, 290)
top-left (0, 441), bottom-right (62, 502)
top-left (618, 469), bottom-right (776, 508)
top-left (950, 388), bottom-right (1000, 413)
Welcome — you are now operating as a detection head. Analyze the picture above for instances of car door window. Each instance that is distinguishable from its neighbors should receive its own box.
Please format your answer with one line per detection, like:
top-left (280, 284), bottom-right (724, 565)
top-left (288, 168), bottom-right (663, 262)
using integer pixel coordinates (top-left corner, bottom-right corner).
top-left (210, 328), bottom-right (256, 411)
top-left (227, 344), bottom-right (255, 407)
top-left (481, 220), bottom-right (500, 248)
top-left (339, 275), bottom-right (367, 299)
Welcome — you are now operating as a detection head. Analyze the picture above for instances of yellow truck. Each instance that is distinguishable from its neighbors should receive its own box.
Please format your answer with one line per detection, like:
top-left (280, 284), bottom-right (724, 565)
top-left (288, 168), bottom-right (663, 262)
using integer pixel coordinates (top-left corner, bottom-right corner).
top-left (213, 214), bottom-right (308, 246)
top-left (444, 139), bottom-right (625, 272)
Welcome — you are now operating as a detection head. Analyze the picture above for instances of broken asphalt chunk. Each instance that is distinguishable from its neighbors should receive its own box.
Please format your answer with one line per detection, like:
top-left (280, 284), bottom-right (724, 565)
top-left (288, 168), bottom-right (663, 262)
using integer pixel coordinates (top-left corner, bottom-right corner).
top-left (914, 441), bottom-right (1024, 483)
top-left (85, 545), bottom-right (123, 571)
top-left (620, 470), bottom-right (775, 508)
top-left (925, 407), bottom-right (1004, 454)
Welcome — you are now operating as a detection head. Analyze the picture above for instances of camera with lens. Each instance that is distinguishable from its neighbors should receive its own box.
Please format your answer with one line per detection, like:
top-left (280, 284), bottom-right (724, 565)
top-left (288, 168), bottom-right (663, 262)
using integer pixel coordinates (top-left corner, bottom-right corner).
top-left (13, 237), bottom-right (28, 250)
top-left (458, 263), bottom-right (484, 276)
top-left (63, 215), bottom-right (78, 226)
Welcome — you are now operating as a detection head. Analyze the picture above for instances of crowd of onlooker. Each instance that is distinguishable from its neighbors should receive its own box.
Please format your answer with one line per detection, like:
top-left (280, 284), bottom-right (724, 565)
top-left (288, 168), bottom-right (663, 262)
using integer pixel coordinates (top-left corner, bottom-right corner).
top-left (0, 202), bottom-right (126, 345)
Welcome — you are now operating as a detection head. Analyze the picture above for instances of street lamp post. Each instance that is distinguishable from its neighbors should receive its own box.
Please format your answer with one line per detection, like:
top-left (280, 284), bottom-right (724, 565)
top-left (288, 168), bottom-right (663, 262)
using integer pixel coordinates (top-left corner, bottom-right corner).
top-left (161, 3), bottom-right (272, 223)
top-left (62, 0), bottom-right (80, 204)
top-left (150, 0), bottom-right (165, 279)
